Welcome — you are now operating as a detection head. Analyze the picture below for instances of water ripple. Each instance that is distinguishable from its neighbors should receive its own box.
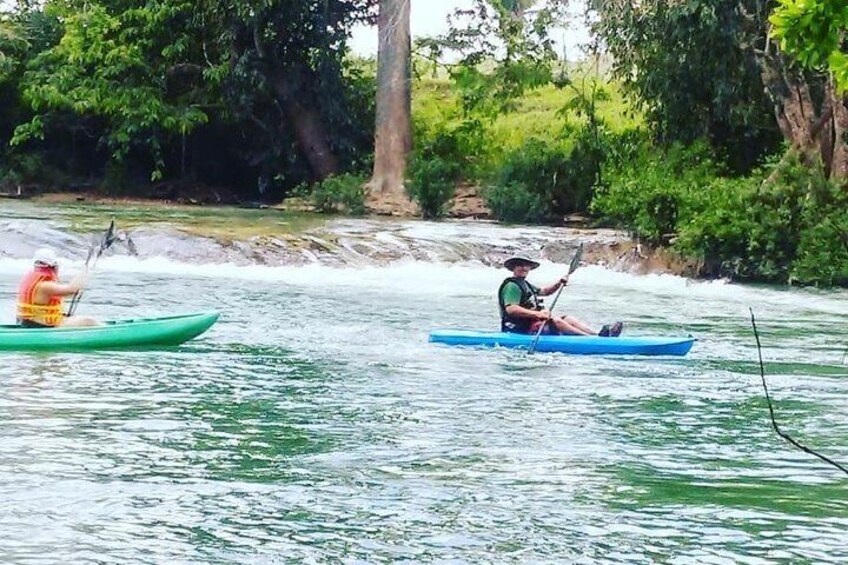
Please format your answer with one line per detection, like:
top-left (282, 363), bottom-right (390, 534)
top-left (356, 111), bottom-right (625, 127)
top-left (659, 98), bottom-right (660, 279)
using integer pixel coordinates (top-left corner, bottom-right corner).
top-left (1, 253), bottom-right (847, 562)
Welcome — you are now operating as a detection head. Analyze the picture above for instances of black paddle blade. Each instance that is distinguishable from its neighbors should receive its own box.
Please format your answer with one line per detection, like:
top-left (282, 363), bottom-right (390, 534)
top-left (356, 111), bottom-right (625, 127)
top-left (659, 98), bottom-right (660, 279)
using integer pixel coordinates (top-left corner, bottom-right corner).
top-left (101, 220), bottom-right (117, 252)
top-left (568, 243), bottom-right (584, 274)
top-left (92, 220), bottom-right (118, 262)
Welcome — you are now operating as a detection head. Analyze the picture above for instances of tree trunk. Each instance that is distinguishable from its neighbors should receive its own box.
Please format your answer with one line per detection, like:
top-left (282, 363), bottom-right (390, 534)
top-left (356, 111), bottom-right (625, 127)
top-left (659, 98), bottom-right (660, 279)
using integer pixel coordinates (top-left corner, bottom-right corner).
top-left (758, 51), bottom-right (817, 152)
top-left (252, 20), bottom-right (339, 182)
top-left (758, 50), bottom-right (848, 186)
top-left (828, 80), bottom-right (848, 183)
top-left (366, 0), bottom-right (415, 215)
top-left (271, 71), bottom-right (339, 181)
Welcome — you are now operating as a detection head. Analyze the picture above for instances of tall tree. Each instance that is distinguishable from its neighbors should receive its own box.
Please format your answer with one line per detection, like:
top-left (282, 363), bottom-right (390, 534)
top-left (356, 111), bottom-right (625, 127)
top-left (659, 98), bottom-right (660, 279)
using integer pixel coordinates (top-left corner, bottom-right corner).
top-left (592, 0), bottom-right (782, 173)
top-left (366, 0), bottom-right (414, 215)
top-left (768, 0), bottom-right (848, 182)
top-left (12, 0), bottom-right (214, 178)
top-left (592, 0), bottom-right (848, 183)
top-left (200, 0), bottom-right (377, 187)
top-left (12, 0), bottom-right (375, 192)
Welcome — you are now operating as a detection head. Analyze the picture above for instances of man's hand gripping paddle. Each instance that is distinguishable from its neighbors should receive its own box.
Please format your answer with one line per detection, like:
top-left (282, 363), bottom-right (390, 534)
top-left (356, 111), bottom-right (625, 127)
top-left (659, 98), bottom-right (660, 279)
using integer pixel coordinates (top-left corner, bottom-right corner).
top-left (527, 243), bottom-right (584, 355)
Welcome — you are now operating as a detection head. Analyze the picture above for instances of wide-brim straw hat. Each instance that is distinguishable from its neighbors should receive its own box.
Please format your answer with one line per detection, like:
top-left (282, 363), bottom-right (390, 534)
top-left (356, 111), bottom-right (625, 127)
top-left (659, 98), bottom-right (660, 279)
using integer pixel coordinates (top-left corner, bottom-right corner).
top-left (503, 254), bottom-right (540, 270)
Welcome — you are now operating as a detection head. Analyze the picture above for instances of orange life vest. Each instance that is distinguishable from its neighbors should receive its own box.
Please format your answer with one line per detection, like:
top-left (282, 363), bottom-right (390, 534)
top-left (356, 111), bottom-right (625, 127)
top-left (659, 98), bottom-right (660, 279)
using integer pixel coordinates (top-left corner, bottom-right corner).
top-left (16, 267), bottom-right (64, 326)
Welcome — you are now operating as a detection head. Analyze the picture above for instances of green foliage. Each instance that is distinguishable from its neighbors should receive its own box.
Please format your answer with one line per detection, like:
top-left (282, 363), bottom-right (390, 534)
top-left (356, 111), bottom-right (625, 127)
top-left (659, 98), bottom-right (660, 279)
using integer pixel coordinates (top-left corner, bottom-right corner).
top-left (412, 100), bottom-right (489, 178)
top-left (411, 0), bottom-right (567, 186)
top-left (594, 146), bottom-right (848, 286)
top-left (0, 152), bottom-right (47, 187)
top-left (0, 6), bottom-right (62, 187)
top-left (485, 181), bottom-right (550, 224)
top-left (210, 1), bottom-right (376, 191)
top-left (792, 212), bottom-right (848, 286)
top-left (406, 155), bottom-right (460, 219)
top-left (423, 0), bottom-right (564, 82)
top-left (13, 1), bottom-right (210, 179)
top-left (4, 0), bottom-right (375, 196)
top-left (593, 141), bottom-right (719, 243)
top-left (592, 0), bottom-right (782, 173)
top-left (485, 75), bottom-right (614, 224)
top-left (0, 16), bottom-right (28, 80)
top-left (770, 0), bottom-right (848, 91)
top-left (412, 59), bottom-right (628, 225)
top-left (449, 58), bottom-right (552, 120)
top-left (311, 174), bottom-right (366, 216)
top-left (494, 134), bottom-right (592, 218)
top-left (677, 156), bottom-right (848, 285)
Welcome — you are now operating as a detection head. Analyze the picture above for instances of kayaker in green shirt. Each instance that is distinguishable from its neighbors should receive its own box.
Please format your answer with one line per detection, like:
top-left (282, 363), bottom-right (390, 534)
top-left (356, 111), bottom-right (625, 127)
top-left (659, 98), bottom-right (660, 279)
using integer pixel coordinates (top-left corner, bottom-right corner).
top-left (498, 254), bottom-right (623, 337)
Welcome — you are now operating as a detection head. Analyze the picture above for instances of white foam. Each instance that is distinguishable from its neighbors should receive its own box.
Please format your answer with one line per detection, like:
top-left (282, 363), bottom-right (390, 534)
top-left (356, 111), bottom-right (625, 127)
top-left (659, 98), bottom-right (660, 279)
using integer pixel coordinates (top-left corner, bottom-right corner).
top-left (0, 256), bottom-right (848, 313)
top-left (0, 255), bottom-right (845, 316)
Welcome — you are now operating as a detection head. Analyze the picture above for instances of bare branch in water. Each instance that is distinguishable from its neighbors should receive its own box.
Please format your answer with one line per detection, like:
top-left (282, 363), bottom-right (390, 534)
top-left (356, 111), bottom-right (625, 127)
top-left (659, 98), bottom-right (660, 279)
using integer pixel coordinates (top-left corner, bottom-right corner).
top-left (749, 308), bottom-right (848, 476)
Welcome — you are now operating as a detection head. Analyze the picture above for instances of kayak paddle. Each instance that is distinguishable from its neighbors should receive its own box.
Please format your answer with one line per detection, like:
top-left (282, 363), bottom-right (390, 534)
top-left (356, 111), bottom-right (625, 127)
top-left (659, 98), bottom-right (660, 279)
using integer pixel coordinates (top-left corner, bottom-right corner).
top-left (67, 220), bottom-right (120, 317)
top-left (527, 243), bottom-right (584, 354)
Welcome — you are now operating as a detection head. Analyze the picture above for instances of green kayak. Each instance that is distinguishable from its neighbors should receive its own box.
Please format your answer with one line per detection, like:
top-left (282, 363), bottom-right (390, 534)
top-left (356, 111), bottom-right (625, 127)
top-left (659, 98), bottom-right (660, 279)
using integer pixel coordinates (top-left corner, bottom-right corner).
top-left (0, 312), bottom-right (219, 351)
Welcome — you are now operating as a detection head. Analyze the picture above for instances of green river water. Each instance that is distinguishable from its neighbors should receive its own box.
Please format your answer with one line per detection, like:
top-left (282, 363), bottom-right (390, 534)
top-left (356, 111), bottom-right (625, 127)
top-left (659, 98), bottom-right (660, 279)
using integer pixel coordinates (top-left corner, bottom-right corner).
top-left (0, 203), bottom-right (846, 563)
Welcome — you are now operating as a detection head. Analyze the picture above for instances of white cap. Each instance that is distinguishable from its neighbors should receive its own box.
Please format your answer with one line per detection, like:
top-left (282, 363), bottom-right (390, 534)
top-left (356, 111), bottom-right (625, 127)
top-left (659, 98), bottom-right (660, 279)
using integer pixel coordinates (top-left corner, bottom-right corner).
top-left (33, 248), bottom-right (59, 267)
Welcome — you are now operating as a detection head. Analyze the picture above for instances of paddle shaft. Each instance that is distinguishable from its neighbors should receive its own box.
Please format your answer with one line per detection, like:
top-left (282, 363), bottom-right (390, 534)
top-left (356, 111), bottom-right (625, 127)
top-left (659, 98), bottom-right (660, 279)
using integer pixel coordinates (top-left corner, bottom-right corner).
top-left (68, 222), bottom-right (116, 317)
top-left (66, 256), bottom-right (95, 317)
top-left (67, 251), bottom-right (106, 316)
top-left (527, 283), bottom-right (566, 354)
top-left (527, 244), bottom-right (583, 354)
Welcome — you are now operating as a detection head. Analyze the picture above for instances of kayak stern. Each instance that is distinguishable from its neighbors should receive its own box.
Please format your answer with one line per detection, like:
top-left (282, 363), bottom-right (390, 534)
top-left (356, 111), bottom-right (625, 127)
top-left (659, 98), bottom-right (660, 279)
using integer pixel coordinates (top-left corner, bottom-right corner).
top-left (0, 312), bottom-right (220, 351)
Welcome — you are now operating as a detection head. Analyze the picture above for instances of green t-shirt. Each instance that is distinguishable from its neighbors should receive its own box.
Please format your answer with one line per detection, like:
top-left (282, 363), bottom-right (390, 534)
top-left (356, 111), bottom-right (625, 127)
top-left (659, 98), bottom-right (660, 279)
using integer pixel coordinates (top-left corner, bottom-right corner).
top-left (500, 281), bottom-right (524, 306)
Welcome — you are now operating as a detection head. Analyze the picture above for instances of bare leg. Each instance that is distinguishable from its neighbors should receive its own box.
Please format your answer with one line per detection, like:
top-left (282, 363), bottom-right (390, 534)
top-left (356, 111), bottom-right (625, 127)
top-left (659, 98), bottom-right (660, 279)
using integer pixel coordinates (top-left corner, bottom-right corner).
top-left (63, 316), bottom-right (100, 327)
top-left (562, 315), bottom-right (596, 335)
top-left (552, 316), bottom-right (595, 336)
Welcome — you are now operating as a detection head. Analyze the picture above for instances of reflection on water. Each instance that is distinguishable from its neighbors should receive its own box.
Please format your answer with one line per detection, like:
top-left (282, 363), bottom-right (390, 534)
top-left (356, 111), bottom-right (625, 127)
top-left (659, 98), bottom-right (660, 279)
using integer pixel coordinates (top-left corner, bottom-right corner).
top-left (0, 242), bottom-right (847, 562)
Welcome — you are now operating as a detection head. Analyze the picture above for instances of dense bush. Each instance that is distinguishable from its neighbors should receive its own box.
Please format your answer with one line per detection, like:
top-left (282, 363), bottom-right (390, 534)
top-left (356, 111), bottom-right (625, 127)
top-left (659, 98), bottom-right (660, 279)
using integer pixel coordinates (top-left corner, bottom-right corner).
top-left (786, 163), bottom-right (848, 280)
top-left (411, 96), bottom-right (491, 183)
top-left (310, 173), bottom-right (366, 215)
top-left (484, 181), bottom-right (551, 223)
top-left (593, 145), bottom-right (848, 286)
top-left (592, 141), bottom-right (718, 243)
top-left (0, 152), bottom-right (47, 187)
top-left (486, 129), bottom-right (605, 224)
top-left (792, 209), bottom-right (848, 286)
top-left (677, 156), bottom-right (848, 285)
top-left (406, 155), bottom-right (460, 219)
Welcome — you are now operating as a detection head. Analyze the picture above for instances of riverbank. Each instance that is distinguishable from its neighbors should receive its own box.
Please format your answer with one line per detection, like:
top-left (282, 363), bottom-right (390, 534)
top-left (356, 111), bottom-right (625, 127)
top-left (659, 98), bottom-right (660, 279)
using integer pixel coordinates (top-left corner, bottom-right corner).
top-left (5, 183), bottom-right (493, 219)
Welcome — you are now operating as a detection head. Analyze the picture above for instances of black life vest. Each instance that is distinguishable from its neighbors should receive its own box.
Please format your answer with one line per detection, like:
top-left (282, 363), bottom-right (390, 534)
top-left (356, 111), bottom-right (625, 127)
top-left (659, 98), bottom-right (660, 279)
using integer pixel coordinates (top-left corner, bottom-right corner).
top-left (498, 277), bottom-right (543, 333)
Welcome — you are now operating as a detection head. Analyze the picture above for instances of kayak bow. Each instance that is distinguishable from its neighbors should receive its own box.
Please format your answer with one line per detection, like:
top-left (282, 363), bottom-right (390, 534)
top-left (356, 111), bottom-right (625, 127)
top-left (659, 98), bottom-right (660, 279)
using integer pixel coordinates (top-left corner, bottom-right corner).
top-left (0, 312), bottom-right (219, 351)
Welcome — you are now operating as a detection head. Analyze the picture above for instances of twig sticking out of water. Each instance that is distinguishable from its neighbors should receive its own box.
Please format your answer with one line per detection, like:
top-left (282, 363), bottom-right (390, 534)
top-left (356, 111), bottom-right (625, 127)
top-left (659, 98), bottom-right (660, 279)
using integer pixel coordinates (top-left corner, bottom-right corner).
top-left (749, 308), bottom-right (848, 477)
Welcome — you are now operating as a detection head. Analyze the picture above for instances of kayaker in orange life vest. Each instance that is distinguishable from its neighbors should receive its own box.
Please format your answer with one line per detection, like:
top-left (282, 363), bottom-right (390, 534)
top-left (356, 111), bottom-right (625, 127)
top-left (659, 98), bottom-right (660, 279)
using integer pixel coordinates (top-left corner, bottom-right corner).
top-left (498, 254), bottom-right (623, 337)
top-left (16, 248), bottom-right (99, 328)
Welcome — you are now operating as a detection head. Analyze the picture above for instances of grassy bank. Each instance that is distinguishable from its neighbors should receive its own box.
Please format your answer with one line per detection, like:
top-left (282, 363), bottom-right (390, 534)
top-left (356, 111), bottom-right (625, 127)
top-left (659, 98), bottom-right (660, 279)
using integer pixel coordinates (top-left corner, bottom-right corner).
top-left (2, 196), bottom-right (325, 240)
top-left (406, 73), bottom-right (847, 287)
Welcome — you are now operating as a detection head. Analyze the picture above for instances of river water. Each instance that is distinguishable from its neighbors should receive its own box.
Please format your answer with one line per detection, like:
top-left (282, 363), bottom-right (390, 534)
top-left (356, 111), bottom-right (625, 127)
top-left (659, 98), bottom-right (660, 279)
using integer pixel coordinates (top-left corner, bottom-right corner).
top-left (0, 204), bottom-right (847, 563)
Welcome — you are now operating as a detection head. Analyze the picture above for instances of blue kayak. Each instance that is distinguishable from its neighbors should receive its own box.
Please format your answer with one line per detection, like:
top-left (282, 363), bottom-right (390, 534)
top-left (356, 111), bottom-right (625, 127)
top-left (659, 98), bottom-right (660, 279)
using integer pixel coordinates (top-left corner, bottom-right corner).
top-left (429, 329), bottom-right (695, 356)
